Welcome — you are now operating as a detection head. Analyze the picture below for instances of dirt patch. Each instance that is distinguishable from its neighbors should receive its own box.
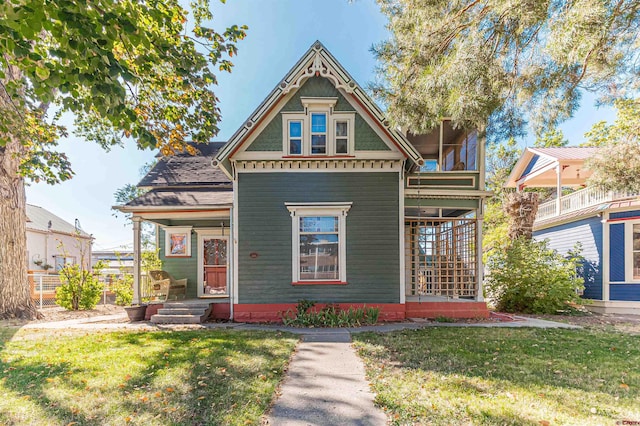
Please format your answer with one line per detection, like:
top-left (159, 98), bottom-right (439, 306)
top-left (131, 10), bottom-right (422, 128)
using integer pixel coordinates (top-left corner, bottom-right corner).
top-left (36, 304), bottom-right (126, 322)
top-left (0, 304), bottom-right (127, 328)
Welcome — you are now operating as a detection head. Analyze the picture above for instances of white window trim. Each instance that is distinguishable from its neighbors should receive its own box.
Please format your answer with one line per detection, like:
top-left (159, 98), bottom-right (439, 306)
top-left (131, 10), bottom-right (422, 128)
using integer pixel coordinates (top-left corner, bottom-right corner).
top-left (624, 220), bottom-right (640, 283)
top-left (284, 116), bottom-right (304, 155)
top-left (285, 202), bottom-right (352, 283)
top-left (163, 226), bottom-right (192, 257)
top-left (281, 98), bottom-right (355, 156)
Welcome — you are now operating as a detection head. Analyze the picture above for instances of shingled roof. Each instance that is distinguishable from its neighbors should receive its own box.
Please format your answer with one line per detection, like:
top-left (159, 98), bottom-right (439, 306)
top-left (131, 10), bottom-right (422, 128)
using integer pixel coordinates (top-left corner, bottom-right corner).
top-left (138, 142), bottom-right (231, 188)
top-left (125, 189), bottom-right (232, 208)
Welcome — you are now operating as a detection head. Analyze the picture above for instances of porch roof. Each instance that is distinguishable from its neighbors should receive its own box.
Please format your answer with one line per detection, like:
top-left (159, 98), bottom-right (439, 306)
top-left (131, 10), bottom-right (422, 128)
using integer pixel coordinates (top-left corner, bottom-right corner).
top-left (120, 188), bottom-right (232, 211)
top-left (505, 147), bottom-right (599, 189)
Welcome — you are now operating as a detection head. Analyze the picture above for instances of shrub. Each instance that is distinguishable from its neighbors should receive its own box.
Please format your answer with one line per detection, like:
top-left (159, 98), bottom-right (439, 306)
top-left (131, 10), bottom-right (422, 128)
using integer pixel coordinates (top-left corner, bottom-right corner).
top-left (485, 238), bottom-right (585, 314)
top-left (281, 300), bottom-right (380, 327)
top-left (56, 262), bottom-right (105, 310)
top-left (112, 275), bottom-right (133, 306)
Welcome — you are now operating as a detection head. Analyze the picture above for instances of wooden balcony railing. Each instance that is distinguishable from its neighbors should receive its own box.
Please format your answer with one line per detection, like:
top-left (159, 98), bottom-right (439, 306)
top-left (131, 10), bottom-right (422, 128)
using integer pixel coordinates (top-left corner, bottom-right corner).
top-left (536, 186), bottom-right (638, 221)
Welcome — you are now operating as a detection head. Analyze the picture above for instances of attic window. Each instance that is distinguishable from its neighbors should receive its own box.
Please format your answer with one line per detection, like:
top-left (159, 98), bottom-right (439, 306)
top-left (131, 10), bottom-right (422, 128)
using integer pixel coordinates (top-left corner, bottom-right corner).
top-left (282, 99), bottom-right (354, 157)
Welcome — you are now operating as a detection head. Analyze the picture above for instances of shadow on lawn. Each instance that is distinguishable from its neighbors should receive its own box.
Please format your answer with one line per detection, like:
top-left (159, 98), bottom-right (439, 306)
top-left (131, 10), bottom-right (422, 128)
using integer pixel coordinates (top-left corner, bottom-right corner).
top-left (0, 329), bottom-right (296, 425)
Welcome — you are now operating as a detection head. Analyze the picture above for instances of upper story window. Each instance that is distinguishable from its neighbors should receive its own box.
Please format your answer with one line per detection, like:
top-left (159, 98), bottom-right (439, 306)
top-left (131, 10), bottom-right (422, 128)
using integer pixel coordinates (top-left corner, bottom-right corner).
top-left (411, 120), bottom-right (479, 172)
top-left (288, 120), bottom-right (302, 155)
top-left (311, 113), bottom-right (327, 154)
top-left (283, 97), bottom-right (355, 156)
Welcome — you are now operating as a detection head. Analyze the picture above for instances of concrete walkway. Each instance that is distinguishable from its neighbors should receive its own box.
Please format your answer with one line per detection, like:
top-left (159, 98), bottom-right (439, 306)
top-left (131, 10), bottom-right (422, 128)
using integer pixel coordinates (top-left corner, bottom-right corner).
top-left (265, 330), bottom-right (387, 426)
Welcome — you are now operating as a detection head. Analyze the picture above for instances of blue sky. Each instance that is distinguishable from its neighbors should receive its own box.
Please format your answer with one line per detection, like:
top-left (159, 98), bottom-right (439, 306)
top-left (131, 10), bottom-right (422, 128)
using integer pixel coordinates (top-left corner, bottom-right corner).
top-left (25, 0), bottom-right (618, 250)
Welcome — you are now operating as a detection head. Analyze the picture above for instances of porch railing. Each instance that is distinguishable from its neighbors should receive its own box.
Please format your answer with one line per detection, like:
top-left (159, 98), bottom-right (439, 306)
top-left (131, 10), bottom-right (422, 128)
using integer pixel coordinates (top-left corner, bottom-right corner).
top-left (536, 186), bottom-right (638, 221)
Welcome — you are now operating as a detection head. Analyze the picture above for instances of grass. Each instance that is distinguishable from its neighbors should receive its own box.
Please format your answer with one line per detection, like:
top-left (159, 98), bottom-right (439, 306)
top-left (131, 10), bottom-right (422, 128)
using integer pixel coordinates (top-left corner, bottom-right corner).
top-left (0, 328), bottom-right (297, 425)
top-left (353, 328), bottom-right (640, 425)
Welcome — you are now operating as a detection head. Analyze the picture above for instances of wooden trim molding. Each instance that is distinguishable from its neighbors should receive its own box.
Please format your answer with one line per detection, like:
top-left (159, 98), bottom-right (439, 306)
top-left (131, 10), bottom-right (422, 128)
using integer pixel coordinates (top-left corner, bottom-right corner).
top-left (291, 281), bottom-right (348, 286)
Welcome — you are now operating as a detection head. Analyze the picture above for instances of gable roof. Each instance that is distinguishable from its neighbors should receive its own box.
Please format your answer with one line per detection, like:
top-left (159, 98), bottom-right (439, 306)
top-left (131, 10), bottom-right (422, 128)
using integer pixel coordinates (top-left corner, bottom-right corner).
top-left (505, 146), bottom-right (599, 189)
top-left (138, 142), bottom-right (231, 188)
top-left (528, 147), bottom-right (598, 161)
top-left (214, 41), bottom-right (423, 176)
top-left (26, 204), bottom-right (91, 238)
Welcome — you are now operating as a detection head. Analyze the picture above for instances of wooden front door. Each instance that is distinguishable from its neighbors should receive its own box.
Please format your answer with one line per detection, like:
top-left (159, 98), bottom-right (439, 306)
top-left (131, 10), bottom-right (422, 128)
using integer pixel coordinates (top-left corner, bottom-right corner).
top-left (203, 238), bottom-right (227, 295)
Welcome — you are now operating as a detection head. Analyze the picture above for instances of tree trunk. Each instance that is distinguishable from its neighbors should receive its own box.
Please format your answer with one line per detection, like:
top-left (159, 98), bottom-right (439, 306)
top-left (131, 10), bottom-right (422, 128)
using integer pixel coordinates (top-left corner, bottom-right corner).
top-left (504, 192), bottom-right (539, 240)
top-left (0, 64), bottom-right (39, 319)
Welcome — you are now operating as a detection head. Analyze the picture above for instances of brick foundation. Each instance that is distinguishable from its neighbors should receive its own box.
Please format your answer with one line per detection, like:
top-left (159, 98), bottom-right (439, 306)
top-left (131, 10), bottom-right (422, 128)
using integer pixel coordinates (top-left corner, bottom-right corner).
top-left (230, 301), bottom-right (488, 323)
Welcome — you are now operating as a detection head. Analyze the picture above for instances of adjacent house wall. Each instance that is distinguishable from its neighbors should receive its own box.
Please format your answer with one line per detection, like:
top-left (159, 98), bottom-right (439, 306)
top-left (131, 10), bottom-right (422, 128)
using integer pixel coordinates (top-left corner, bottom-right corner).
top-left (534, 216), bottom-right (603, 300)
top-left (237, 172), bottom-right (400, 304)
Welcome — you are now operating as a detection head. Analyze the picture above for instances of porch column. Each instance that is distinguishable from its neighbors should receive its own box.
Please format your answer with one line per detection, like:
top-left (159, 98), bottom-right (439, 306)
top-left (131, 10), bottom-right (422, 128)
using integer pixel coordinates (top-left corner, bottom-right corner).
top-left (476, 213), bottom-right (484, 302)
top-left (132, 216), bottom-right (142, 305)
top-left (555, 164), bottom-right (562, 216)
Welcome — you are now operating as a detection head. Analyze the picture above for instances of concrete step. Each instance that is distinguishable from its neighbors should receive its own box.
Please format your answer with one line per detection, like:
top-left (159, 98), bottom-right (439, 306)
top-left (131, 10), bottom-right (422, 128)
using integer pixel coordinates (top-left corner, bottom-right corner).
top-left (151, 314), bottom-right (204, 324)
top-left (157, 307), bottom-right (209, 315)
top-left (150, 302), bottom-right (213, 324)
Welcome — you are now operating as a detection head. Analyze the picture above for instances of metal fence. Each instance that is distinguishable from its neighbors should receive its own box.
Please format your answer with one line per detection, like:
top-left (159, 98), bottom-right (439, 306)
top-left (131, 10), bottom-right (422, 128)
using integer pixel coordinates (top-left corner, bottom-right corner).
top-left (29, 272), bottom-right (149, 309)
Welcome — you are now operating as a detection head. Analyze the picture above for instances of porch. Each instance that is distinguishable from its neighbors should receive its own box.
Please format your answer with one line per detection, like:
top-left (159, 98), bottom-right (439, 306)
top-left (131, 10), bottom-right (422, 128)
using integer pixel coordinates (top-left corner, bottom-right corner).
top-left (536, 186), bottom-right (638, 221)
top-left (404, 216), bottom-right (481, 301)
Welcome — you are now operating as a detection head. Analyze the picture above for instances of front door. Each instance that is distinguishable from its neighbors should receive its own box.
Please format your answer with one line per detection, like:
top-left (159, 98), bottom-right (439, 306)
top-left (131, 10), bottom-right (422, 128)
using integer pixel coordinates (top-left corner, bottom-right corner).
top-left (199, 236), bottom-right (228, 297)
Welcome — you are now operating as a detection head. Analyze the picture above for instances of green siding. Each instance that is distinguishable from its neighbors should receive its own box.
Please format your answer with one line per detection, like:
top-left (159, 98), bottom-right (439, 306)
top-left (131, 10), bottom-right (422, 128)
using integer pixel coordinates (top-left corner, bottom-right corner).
top-left (246, 76), bottom-right (389, 152)
top-left (406, 172), bottom-right (480, 190)
top-left (158, 221), bottom-right (230, 299)
top-left (405, 198), bottom-right (480, 209)
top-left (238, 172), bottom-right (400, 304)
top-left (354, 115), bottom-right (390, 151)
top-left (247, 117), bottom-right (282, 152)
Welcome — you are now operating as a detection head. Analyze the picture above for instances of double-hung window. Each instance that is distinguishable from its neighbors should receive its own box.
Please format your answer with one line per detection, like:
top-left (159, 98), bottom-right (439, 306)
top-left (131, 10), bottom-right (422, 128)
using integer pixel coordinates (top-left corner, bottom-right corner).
top-left (288, 120), bottom-right (303, 155)
top-left (335, 120), bottom-right (349, 154)
top-left (286, 203), bottom-right (351, 284)
top-left (282, 98), bottom-right (354, 156)
top-left (311, 113), bottom-right (327, 154)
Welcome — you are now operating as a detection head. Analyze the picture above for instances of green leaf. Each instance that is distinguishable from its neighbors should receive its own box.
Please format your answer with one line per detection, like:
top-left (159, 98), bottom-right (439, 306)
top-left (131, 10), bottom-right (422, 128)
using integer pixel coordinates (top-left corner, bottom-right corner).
top-left (35, 66), bottom-right (50, 80)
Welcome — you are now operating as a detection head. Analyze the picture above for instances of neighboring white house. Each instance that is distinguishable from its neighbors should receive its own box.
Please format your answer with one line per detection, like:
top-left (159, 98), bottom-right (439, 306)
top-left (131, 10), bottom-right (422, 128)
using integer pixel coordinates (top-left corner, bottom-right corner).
top-left (26, 204), bottom-right (93, 272)
top-left (91, 249), bottom-right (134, 281)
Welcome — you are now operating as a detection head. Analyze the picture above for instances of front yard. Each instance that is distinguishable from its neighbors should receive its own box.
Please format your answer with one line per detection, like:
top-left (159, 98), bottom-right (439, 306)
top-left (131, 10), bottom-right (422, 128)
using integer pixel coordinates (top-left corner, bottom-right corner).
top-left (0, 328), bottom-right (296, 425)
top-left (354, 327), bottom-right (640, 425)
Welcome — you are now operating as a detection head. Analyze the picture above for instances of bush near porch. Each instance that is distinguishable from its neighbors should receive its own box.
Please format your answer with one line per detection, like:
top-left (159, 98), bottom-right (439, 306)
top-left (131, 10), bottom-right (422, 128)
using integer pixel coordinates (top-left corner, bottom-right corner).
top-left (0, 328), bottom-right (296, 425)
top-left (353, 327), bottom-right (640, 425)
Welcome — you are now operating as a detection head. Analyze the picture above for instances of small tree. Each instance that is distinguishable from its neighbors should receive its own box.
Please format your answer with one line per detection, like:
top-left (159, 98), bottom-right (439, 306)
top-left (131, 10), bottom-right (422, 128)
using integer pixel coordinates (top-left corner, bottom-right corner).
top-left (485, 238), bottom-right (584, 314)
top-left (56, 262), bottom-right (105, 310)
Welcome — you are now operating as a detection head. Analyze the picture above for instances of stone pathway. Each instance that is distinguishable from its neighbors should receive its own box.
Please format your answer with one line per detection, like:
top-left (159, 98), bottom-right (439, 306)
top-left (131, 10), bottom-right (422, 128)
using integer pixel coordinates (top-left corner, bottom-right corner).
top-left (265, 330), bottom-right (387, 426)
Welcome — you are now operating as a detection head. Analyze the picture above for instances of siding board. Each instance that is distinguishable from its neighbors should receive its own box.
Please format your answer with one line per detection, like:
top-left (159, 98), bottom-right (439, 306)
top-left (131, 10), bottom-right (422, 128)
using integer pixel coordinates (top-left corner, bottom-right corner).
top-left (534, 216), bottom-right (603, 300)
top-left (610, 284), bottom-right (640, 301)
top-left (237, 172), bottom-right (400, 304)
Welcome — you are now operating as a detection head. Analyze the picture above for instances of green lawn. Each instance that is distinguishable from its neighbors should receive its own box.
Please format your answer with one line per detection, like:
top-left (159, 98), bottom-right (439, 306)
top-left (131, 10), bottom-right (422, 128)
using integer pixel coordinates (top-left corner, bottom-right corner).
top-left (353, 328), bottom-right (640, 426)
top-left (0, 328), bottom-right (297, 425)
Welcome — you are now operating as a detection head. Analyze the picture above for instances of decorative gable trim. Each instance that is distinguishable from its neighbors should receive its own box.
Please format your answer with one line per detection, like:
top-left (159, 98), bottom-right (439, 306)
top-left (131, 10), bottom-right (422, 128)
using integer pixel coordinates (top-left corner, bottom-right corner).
top-left (215, 41), bottom-right (423, 178)
top-left (282, 53), bottom-right (356, 95)
top-left (235, 159), bottom-right (403, 173)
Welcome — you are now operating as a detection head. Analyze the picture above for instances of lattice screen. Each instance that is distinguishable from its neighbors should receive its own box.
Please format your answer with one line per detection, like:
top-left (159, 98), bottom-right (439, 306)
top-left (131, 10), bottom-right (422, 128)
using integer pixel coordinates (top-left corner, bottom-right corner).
top-left (405, 218), bottom-right (477, 298)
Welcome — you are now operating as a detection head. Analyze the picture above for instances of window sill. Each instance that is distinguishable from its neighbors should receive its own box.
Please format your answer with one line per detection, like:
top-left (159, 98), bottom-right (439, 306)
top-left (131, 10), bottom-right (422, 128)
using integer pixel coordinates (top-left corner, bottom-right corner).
top-left (291, 281), bottom-right (348, 286)
top-left (282, 155), bottom-right (355, 159)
